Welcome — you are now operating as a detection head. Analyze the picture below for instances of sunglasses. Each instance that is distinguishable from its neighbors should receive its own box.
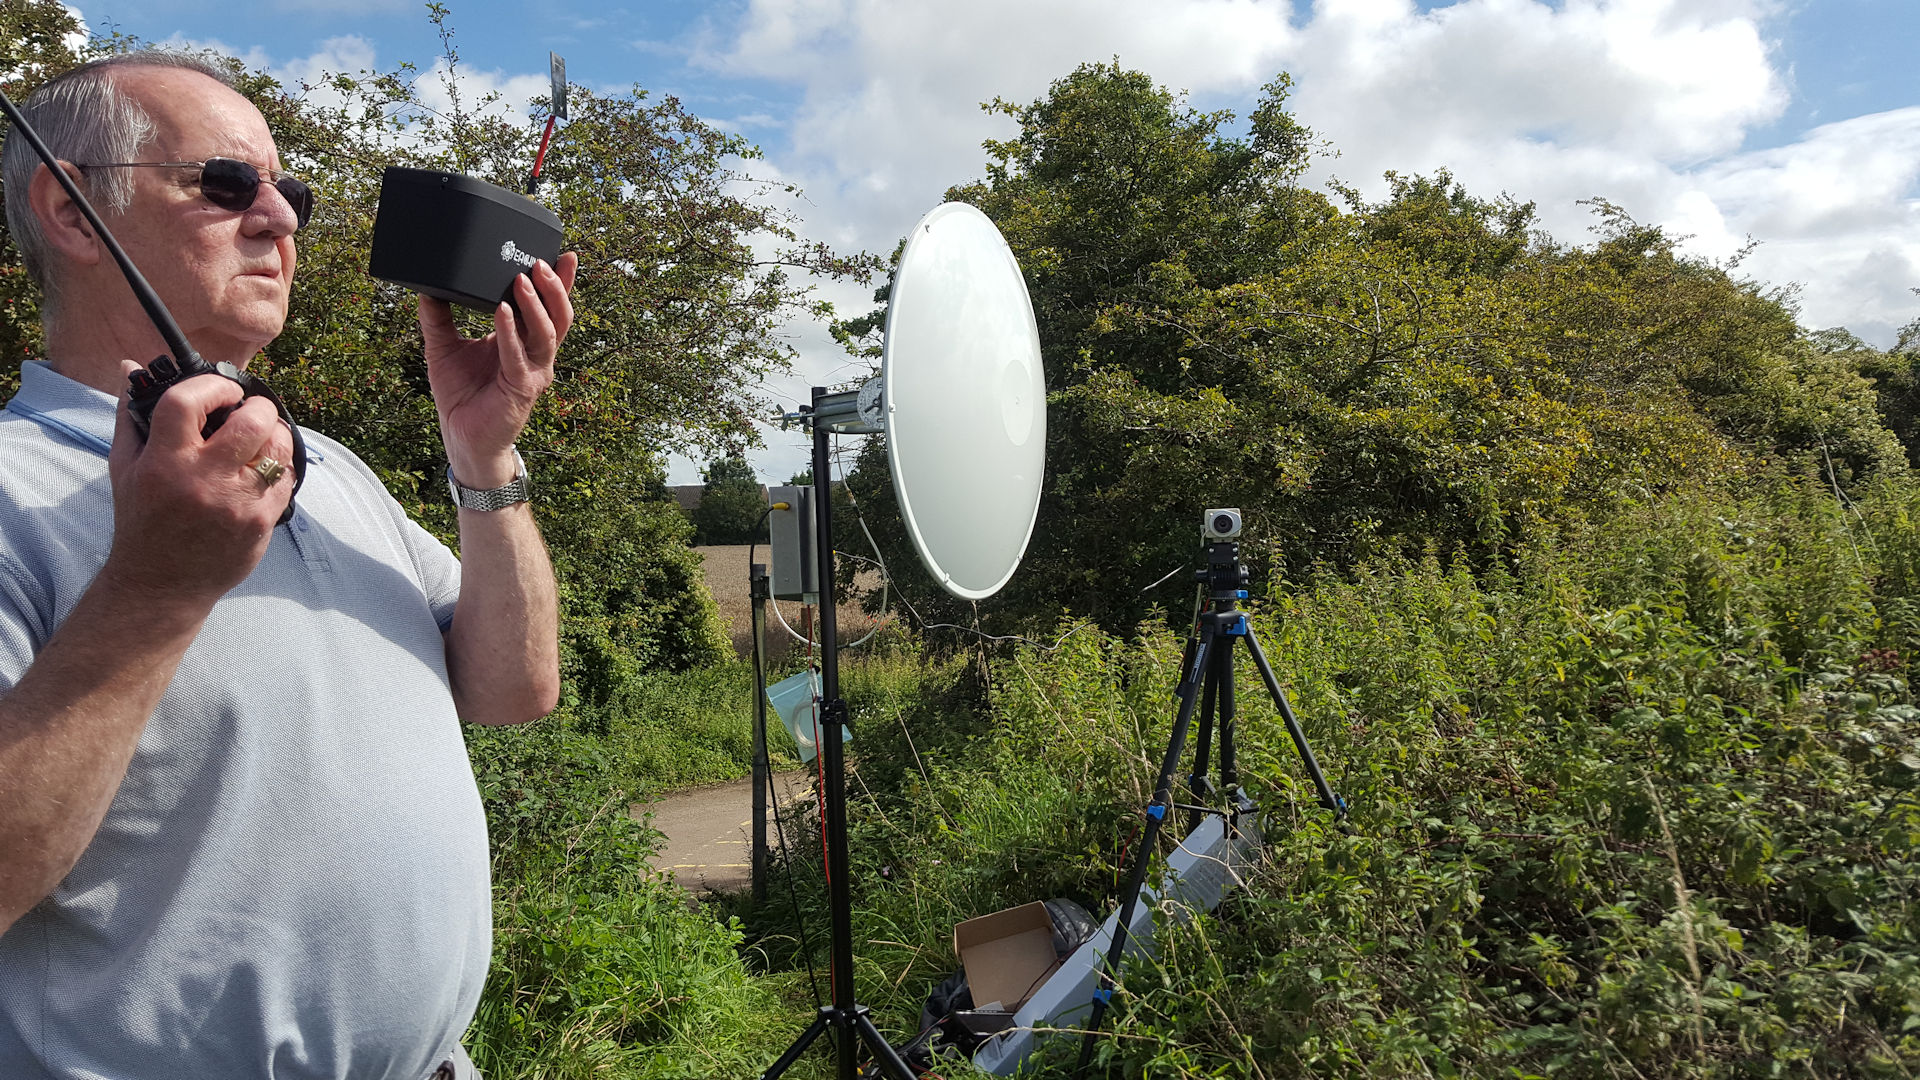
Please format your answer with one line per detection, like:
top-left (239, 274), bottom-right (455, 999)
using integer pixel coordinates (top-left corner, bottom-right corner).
top-left (77, 157), bottom-right (314, 230)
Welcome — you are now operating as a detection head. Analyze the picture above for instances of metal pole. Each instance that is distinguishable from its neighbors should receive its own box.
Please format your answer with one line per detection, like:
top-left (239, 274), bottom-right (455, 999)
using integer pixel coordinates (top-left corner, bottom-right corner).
top-left (761, 392), bottom-right (914, 1080)
top-left (750, 562), bottom-right (770, 906)
top-left (810, 390), bottom-right (858, 1080)
top-left (1186, 645), bottom-right (1222, 834)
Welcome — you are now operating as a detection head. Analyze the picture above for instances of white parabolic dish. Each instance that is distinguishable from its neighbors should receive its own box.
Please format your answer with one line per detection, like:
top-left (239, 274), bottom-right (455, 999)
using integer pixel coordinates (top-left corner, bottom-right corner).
top-left (883, 202), bottom-right (1046, 601)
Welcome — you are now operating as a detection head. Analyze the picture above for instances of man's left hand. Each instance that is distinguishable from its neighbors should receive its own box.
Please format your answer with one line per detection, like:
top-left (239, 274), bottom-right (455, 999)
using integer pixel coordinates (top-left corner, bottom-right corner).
top-left (419, 252), bottom-right (579, 487)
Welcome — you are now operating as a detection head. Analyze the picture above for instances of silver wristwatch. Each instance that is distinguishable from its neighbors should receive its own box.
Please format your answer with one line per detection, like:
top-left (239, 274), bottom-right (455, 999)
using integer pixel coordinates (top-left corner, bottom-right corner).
top-left (447, 447), bottom-right (532, 511)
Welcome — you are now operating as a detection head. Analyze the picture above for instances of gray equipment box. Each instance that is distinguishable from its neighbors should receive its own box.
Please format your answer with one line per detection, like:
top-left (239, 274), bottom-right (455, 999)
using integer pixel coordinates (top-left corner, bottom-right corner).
top-left (768, 485), bottom-right (817, 603)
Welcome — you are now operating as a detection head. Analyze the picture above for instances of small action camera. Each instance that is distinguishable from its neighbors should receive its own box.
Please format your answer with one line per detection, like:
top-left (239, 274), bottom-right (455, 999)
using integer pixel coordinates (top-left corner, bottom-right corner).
top-left (1203, 508), bottom-right (1242, 541)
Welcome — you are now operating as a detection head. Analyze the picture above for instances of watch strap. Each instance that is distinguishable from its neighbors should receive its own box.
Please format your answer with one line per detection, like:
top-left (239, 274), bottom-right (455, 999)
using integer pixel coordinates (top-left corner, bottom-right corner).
top-left (448, 447), bottom-right (532, 511)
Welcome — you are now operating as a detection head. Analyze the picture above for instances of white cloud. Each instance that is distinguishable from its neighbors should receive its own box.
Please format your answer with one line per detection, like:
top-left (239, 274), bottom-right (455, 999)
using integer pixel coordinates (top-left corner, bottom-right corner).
top-left (151, 31), bottom-right (376, 106)
top-left (1684, 107), bottom-right (1920, 342)
top-left (413, 56), bottom-right (550, 129)
top-left (162, 1), bottom-right (1920, 483)
top-left (161, 33), bottom-right (560, 170)
top-left (1696, 108), bottom-right (1920, 240)
top-left (264, 34), bottom-right (379, 98)
top-left (657, 0), bottom-right (1920, 482)
top-left (703, 0), bottom-right (1911, 335)
top-left (60, 3), bottom-right (89, 56)
top-left (703, 1), bottom-right (1277, 237)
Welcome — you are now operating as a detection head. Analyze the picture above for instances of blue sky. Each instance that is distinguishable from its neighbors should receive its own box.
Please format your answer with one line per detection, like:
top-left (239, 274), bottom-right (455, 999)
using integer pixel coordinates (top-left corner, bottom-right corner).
top-left (74, 0), bottom-right (1920, 484)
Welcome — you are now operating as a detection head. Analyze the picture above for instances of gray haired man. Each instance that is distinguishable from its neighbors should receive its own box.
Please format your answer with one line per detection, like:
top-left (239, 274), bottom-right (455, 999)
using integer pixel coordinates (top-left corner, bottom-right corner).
top-left (0, 51), bottom-right (576, 1079)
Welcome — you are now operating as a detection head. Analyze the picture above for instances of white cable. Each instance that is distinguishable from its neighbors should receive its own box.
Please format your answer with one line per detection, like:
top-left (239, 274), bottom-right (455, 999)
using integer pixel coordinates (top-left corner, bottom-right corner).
top-left (768, 594), bottom-right (820, 648)
top-left (761, 436), bottom-right (893, 650)
top-left (830, 438), bottom-right (892, 650)
top-left (824, 436), bottom-right (890, 650)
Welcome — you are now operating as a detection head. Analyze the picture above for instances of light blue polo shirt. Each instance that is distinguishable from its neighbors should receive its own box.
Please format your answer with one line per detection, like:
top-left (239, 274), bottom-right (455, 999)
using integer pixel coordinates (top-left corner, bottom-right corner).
top-left (0, 362), bottom-right (491, 1080)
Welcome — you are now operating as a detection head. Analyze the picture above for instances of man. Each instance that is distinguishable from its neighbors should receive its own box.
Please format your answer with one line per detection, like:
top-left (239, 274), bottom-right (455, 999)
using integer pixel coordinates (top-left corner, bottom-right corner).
top-left (0, 51), bottom-right (576, 1079)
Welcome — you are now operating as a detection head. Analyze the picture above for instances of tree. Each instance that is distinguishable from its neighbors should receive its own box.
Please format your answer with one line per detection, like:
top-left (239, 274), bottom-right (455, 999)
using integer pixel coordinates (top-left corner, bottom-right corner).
top-left (0, 0), bottom-right (89, 399)
top-left (839, 62), bottom-right (1907, 636)
top-left (1844, 310), bottom-right (1920, 468)
top-left (690, 454), bottom-right (766, 545)
top-left (0, 3), bottom-right (876, 678)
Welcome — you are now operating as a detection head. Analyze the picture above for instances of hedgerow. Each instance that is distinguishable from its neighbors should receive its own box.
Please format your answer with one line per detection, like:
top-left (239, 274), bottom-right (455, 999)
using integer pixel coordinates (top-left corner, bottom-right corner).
top-left (738, 479), bottom-right (1920, 1077)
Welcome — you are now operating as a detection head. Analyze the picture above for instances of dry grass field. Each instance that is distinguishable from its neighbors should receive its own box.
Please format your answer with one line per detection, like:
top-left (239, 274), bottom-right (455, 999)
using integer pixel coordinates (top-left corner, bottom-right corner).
top-left (694, 545), bottom-right (892, 662)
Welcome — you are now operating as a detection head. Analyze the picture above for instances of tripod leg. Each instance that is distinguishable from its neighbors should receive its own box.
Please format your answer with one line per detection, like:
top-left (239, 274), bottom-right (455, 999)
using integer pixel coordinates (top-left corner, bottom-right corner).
top-left (761, 1009), bottom-right (832, 1080)
top-left (1243, 629), bottom-right (1346, 818)
top-left (1186, 653), bottom-right (1219, 834)
top-left (1075, 630), bottom-right (1216, 1078)
top-left (1216, 630), bottom-right (1255, 829)
top-left (835, 1008), bottom-right (856, 1080)
top-left (853, 1008), bottom-right (919, 1080)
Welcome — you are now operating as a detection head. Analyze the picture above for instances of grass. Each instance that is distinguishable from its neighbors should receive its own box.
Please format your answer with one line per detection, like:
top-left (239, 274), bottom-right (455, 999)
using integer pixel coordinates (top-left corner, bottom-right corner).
top-left (469, 477), bottom-right (1920, 1077)
top-left (735, 478), bottom-right (1920, 1077)
top-left (462, 639), bottom-right (947, 1079)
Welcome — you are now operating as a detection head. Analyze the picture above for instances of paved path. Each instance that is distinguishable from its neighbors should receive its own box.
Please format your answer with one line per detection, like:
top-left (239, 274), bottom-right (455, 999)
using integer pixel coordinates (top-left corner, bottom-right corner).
top-left (636, 770), bottom-right (813, 896)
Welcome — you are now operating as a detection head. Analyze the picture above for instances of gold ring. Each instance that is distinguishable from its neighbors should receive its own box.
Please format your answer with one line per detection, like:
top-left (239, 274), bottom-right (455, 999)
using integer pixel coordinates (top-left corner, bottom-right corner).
top-left (249, 455), bottom-right (285, 487)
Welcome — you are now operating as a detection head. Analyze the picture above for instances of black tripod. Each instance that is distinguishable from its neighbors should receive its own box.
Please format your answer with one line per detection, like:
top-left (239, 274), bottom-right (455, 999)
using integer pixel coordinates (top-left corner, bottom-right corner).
top-left (1074, 536), bottom-right (1347, 1076)
top-left (761, 387), bottom-right (916, 1080)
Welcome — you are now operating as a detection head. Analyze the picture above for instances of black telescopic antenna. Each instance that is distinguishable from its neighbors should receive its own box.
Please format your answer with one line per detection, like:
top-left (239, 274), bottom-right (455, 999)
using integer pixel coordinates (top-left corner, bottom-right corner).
top-left (0, 87), bottom-right (201, 366)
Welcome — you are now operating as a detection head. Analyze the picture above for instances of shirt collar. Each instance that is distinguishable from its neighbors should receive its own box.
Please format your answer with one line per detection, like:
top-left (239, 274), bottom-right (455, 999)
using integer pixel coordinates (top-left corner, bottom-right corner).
top-left (4, 360), bottom-right (116, 456)
top-left (3, 360), bottom-right (325, 465)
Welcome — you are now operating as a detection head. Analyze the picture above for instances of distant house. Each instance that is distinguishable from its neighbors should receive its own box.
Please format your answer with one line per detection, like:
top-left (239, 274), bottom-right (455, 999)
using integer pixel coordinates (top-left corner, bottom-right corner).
top-left (671, 483), bottom-right (773, 511)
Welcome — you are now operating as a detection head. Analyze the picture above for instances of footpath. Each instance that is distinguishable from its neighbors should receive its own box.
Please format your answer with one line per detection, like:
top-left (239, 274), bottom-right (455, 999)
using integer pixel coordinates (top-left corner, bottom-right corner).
top-left (635, 770), bottom-right (812, 896)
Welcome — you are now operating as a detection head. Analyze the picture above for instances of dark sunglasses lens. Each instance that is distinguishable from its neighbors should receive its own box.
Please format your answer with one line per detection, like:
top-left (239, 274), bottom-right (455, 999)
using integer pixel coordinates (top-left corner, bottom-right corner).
top-left (196, 158), bottom-right (259, 213)
top-left (275, 177), bottom-right (313, 229)
top-left (199, 159), bottom-right (313, 230)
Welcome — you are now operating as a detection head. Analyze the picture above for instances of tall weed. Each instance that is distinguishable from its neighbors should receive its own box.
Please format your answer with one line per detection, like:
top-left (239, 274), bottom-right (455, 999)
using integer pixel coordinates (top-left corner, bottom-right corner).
top-left (774, 480), bottom-right (1920, 1077)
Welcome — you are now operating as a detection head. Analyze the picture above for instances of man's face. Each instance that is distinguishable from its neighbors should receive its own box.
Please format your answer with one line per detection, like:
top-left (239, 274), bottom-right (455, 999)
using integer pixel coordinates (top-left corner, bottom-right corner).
top-left (96, 68), bottom-right (300, 364)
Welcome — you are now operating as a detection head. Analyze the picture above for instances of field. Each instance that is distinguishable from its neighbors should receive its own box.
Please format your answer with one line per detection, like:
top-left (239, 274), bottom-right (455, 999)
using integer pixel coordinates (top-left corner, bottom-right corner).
top-left (694, 544), bottom-right (893, 663)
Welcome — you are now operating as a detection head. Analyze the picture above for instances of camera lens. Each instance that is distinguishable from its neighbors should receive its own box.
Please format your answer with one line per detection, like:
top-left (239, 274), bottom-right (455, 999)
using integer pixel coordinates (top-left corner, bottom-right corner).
top-left (1212, 514), bottom-right (1233, 535)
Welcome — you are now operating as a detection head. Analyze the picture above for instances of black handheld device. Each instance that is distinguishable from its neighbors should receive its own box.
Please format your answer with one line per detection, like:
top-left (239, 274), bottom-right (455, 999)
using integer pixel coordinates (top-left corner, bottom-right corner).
top-left (367, 167), bottom-right (563, 313)
top-left (0, 87), bottom-right (307, 524)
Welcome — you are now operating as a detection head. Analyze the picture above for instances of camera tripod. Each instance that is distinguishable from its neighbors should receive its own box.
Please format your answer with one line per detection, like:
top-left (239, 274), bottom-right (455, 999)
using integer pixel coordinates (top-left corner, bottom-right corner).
top-left (1074, 536), bottom-right (1347, 1076)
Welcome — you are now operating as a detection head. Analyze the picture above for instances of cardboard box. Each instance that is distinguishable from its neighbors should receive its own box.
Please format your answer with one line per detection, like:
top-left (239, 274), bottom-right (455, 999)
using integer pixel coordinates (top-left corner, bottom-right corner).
top-left (954, 901), bottom-right (1062, 1016)
top-left (969, 814), bottom-right (1265, 1076)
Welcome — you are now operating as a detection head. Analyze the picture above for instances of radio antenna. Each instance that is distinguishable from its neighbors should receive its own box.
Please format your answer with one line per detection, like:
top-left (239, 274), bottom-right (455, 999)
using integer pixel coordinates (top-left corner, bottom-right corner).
top-left (526, 52), bottom-right (566, 195)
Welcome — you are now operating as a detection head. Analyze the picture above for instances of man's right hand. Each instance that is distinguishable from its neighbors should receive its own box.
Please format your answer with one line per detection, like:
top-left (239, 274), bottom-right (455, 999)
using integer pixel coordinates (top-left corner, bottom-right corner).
top-left (99, 359), bottom-right (297, 605)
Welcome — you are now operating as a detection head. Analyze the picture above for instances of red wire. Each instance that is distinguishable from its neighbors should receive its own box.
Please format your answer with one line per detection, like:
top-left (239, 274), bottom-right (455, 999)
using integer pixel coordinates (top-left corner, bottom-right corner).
top-left (809, 607), bottom-right (830, 886)
top-left (1114, 821), bottom-right (1141, 890)
top-left (530, 114), bottom-right (557, 179)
